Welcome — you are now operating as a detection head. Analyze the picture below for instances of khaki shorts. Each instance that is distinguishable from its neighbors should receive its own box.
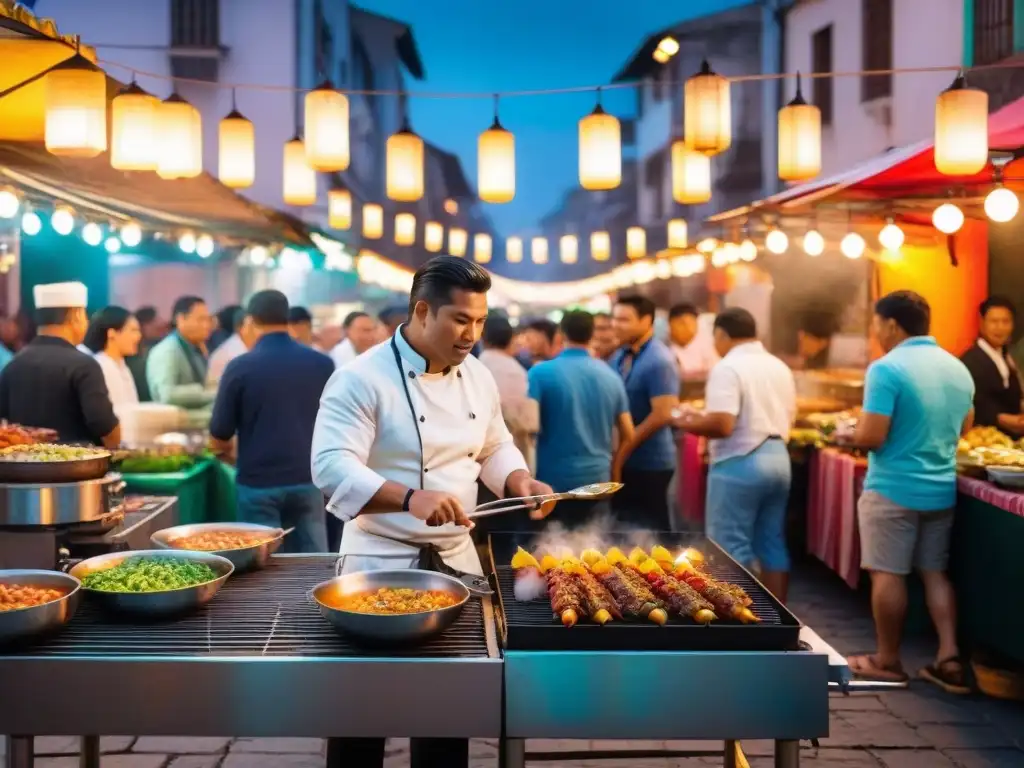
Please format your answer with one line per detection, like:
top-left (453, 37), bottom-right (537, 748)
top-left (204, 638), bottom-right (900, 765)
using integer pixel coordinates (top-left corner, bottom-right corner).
top-left (858, 490), bottom-right (954, 575)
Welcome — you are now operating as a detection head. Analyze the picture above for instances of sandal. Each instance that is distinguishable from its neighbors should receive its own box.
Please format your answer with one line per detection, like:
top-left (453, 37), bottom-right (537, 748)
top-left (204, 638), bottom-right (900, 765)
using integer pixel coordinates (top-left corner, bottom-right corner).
top-left (848, 653), bottom-right (909, 683)
top-left (919, 656), bottom-right (971, 695)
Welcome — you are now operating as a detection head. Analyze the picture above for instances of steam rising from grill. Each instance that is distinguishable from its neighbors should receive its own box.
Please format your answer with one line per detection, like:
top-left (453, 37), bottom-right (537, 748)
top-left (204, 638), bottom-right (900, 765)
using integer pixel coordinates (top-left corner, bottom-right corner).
top-left (527, 511), bottom-right (664, 564)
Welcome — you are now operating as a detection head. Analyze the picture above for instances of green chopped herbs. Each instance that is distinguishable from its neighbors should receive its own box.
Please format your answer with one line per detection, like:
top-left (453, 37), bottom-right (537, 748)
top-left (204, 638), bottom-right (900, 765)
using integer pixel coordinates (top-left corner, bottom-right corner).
top-left (81, 557), bottom-right (219, 593)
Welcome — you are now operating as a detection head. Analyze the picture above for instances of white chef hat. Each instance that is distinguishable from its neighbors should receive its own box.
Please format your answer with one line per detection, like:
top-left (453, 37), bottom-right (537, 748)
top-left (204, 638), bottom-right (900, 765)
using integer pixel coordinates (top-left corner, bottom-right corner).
top-left (33, 281), bottom-right (88, 309)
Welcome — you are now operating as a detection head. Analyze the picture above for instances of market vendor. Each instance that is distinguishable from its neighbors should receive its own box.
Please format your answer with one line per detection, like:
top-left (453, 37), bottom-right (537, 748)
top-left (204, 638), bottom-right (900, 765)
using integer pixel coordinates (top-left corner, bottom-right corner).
top-left (0, 282), bottom-right (119, 448)
top-left (311, 256), bottom-right (553, 768)
top-left (146, 296), bottom-right (216, 411)
top-left (960, 296), bottom-right (1023, 432)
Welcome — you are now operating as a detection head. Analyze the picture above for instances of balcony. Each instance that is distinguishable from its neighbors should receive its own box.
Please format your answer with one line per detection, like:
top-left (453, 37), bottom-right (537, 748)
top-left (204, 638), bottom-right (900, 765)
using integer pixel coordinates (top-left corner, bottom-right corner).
top-left (169, 0), bottom-right (224, 82)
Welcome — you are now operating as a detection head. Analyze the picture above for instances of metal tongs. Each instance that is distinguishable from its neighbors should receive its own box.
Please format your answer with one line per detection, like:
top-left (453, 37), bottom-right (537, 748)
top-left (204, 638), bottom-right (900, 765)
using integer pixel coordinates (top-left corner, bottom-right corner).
top-left (467, 481), bottom-right (624, 519)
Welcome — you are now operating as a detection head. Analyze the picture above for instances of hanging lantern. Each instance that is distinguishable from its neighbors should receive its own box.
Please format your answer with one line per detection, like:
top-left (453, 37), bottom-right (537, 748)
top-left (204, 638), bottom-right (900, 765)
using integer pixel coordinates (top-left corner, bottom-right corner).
top-left (448, 227), bottom-right (467, 257)
top-left (578, 94), bottom-right (622, 190)
top-left (156, 94), bottom-right (203, 180)
top-left (328, 188), bottom-right (352, 229)
top-left (218, 108), bottom-right (255, 189)
top-left (667, 219), bottom-right (688, 249)
top-left (362, 203), bottom-right (383, 239)
top-left (305, 81), bottom-right (350, 172)
top-left (425, 222), bottom-right (444, 252)
top-left (531, 237), bottom-right (549, 264)
top-left (934, 74), bottom-right (988, 177)
top-left (506, 236), bottom-right (524, 263)
top-left (985, 187), bottom-right (1019, 222)
top-left (560, 235), bottom-right (579, 264)
top-left (394, 213), bottom-right (417, 246)
top-left (44, 51), bottom-right (107, 158)
top-left (840, 232), bottom-right (866, 259)
top-left (282, 135), bottom-right (316, 206)
top-left (777, 74), bottom-right (821, 182)
top-left (626, 226), bottom-right (646, 260)
top-left (111, 81), bottom-right (158, 171)
top-left (387, 120), bottom-right (425, 202)
top-left (765, 228), bottom-right (789, 254)
top-left (474, 233), bottom-right (493, 264)
top-left (878, 219), bottom-right (905, 250)
top-left (478, 104), bottom-right (515, 203)
top-left (684, 60), bottom-right (731, 156)
top-left (932, 202), bottom-right (964, 234)
top-left (591, 231), bottom-right (610, 262)
top-left (696, 237), bottom-right (718, 253)
top-left (803, 230), bottom-right (825, 256)
top-left (672, 141), bottom-right (712, 205)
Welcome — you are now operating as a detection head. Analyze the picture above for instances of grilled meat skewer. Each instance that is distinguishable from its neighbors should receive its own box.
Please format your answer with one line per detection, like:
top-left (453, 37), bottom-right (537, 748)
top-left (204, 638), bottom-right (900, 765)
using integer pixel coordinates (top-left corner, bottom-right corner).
top-left (673, 557), bottom-right (753, 607)
top-left (589, 560), bottom-right (667, 624)
top-left (636, 560), bottom-right (717, 624)
top-left (676, 570), bottom-right (759, 623)
top-left (567, 563), bottom-right (620, 625)
top-left (546, 566), bottom-right (585, 627)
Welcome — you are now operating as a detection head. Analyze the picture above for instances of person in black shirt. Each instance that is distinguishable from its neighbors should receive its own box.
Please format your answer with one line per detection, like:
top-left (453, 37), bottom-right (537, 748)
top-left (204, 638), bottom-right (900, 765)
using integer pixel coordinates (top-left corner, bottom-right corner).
top-left (961, 296), bottom-right (1023, 433)
top-left (0, 282), bottom-right (119, 448)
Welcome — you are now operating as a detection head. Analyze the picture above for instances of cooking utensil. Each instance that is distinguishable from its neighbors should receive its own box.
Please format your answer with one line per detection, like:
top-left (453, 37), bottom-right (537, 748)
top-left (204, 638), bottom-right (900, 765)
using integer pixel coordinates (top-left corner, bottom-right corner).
top-left (150, 521), bottom-right (287, 573)
top-left (311, 568), bottom-right (470, 645)
top-left (0, 451), bottom-right (111, 484)
top-left (0, 473), bottom-right (125, 527)
top-left (69, 549), bottom-right (233, 617)
top-left (0, 569), bottom-right (81, 645)
top-left (468, 481), bottom-right (624, 519)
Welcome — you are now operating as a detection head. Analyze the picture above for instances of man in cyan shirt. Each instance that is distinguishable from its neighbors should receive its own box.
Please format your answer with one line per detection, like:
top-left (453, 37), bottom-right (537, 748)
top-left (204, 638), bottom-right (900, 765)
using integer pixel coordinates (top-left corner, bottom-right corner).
top-left (847, 291), bottom-right (974, 694)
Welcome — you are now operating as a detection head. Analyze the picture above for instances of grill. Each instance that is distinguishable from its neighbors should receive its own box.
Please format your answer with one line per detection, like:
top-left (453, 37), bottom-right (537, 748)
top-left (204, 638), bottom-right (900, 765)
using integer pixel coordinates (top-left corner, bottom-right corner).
top-left (488, 533), bottom-right (801, 652)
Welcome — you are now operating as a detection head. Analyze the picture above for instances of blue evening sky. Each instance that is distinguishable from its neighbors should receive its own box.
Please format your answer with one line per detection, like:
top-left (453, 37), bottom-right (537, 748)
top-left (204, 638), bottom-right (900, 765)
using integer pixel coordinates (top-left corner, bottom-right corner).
top-left (358, 0), bottom-right (749, 237)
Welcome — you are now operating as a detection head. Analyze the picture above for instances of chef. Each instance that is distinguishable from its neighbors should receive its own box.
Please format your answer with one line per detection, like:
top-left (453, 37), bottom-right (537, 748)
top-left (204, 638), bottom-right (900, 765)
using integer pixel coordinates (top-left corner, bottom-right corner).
top-left (311, 255), bottom-right (554, 768)
top-left (0, 282), bottom-right (120, 448)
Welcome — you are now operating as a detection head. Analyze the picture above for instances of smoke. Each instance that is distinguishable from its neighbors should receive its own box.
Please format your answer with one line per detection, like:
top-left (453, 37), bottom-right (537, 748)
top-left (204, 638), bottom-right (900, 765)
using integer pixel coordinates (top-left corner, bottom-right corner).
top-left (513, 567), bottom-right (546, 602)
top-left (526, 510), bottom-right (664, 560)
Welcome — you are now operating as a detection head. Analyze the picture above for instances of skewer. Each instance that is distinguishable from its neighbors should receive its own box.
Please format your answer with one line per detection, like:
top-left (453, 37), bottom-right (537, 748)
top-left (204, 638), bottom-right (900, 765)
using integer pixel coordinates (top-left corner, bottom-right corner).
top-left (635, 559), bottom-right (717, 624)
top-left (564, 562), bottom-right (619, 625)
top-left (673, 556), bottom-right (753, 607)
top-left (546, 565), bottom-right (585, 627)
top-left (589, 559), bottom-right (668, 625)
top-left (676, 569), bottom-right (759, 623)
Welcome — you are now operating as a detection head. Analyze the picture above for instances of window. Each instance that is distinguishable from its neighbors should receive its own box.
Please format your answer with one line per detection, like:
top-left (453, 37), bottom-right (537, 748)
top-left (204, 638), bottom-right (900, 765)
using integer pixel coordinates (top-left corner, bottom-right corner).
top-left (973, 0), bottom-right (1014, 66)
top-left (861, 0), bottom-right (893, 102)
top-left (645, 150), bottom-right (665, 221)
top-left (313, 0), bottom-right (333, 83)
top-left (170, 0), bottom-right (219, 48)
top-left (811, 25), bottom-right (833, 126)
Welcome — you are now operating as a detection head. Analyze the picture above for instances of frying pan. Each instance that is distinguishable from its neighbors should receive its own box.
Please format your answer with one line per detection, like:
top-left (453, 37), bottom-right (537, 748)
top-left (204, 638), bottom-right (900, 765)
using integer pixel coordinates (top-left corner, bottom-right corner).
top-left (0, 452), bottom-right (111, 484)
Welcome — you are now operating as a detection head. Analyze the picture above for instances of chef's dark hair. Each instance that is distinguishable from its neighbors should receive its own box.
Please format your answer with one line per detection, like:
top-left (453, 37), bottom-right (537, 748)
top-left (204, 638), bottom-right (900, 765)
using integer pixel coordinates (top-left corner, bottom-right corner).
top-left (561, 310), bottom-right (594, 345)
top-left (171, 295), bottom-right (205, 320)
top-left (247, 290), bottom-right (289, 326)
top-left (874, 290), bottom-right (930, 337)
top-left (980, 295), bottom-right (1016, 318)
top-left (84, 306), bottom-right (133, 354)
top-left (714, 307), bottom-right (757, 340)
top-left (409, 256), bottom-right (491, 315)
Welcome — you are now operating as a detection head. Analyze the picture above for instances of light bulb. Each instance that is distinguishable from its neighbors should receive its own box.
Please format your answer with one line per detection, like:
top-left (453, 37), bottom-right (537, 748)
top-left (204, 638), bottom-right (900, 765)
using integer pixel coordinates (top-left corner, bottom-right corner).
top-left (932, 202), bottom-right (964, 234)
top-left (120, 222), bottom-right (142, 247)
top-left (178, 232), bottom-right (197, 253)
top-left (878, 221), bottom-right (904, 250)
top-left (710, 248), bottom-right (728, 268)
top-left (249, 245), bottom-right (268, 266)
top-left (739, 239), bottom-right (757, 261)
top-left (196, 234), bottom-right (215, 258)
top-left (0, 188), bottom-right (19, 219)
top-left (21, 211), bottom-right (42, 236)
top-left (985, 187), bottom-right (1019, 223)
top-left (51, 206), bottom-right (74, 235)
top-left (104, 236), bottom-right (121, 254)
top-left (840, 232), bottom-right (866, 259)
top-left (81, 222), bottom-right (103, 246)
top-left (803, 230), bottom-right (825, 256)
top-left (765, 228), bottom-right (788, 254)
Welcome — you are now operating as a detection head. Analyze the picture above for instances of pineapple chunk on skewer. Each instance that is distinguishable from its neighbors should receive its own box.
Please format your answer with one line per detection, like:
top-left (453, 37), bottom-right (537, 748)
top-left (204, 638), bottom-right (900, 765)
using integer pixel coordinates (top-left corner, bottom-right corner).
top-left (511, 547), bottom-right (540, 570)
top-left (650, 545), bottom-right (674, 569)
top-left (605, 547), bottom-right (628, 565)
top-left (580, 548), bottom-right (604, 566)
top-left (628, 546), bottom-right (649, 565)
top-left (539, 554), bottom-right (560, 573)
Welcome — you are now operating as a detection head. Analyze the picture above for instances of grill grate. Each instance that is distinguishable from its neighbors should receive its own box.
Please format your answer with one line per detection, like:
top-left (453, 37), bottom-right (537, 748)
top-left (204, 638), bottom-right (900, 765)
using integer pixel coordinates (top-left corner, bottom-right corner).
top-left (489, 534), bottom-right (802, 652)
top-left (13, 557), bottom-right (491, 659)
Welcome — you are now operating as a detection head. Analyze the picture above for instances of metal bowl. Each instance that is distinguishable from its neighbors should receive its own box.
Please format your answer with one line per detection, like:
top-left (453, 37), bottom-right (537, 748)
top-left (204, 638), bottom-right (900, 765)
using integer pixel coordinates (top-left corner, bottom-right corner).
top-left (0, 570), bottom-right (81, 645)
top-left (150, 522), bottom-right (285, 573)
top-left (311, 569), bottom-right (470, 646)
top-left (69, 550), bottom-right (233, 618)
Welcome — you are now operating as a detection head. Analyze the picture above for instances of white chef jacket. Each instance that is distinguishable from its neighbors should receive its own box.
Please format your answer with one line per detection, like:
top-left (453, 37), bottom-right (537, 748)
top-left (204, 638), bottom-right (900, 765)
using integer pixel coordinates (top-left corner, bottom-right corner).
top-left (311, 327), bottom-right (528, 576)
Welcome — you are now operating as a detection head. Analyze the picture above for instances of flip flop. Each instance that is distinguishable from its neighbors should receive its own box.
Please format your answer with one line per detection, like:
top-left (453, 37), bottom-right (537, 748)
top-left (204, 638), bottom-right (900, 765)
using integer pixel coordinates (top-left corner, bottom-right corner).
top-left (919, 656), bottom-right (971, 695)
top-left (847, 653), bottom-right (909, 683)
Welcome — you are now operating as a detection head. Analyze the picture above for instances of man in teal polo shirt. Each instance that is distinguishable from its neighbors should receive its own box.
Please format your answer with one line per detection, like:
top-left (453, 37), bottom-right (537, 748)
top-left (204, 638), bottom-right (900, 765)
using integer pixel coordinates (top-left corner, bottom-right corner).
top-left (846, 290), bottom-right (974, 694)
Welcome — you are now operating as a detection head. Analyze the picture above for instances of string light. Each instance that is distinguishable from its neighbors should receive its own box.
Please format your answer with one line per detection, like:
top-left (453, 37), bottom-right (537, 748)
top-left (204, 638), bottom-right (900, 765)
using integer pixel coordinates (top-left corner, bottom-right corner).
top-left (985, 187), bottom-right (1019, 222)
top-left (51, 205), bottom-right (74, 236)
top-left (195, 234), bottom-right (215, 258)
top-left (120, 222), bottom-right (142, 248)
top-left (178, 232), bottom-right (197, 254)
top-left (803, 229), bottom-right (825, 256)
top-left (932, 202), bottom-right (964, 234)
top-left (738, 239), bottom-right (758, 261)
top-left (104, 236), bottom-right (122, 254)
top-left (765, 228), bottom-right (788, 254)
top-left (840, 232), bottom-right (866, 259)
top-left (21, 211), bottom-right (42, 236)
top-left (878, 219), bottom-right (905, 250)
top-left (0, 187), bottom-right (19, 219)
top-left (81, 222), bottom-right (103, 246)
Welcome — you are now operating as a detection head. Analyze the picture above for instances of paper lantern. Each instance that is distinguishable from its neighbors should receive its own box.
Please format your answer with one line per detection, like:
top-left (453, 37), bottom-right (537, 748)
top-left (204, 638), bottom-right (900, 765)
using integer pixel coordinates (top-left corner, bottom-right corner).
top-left (985, 188), bottom-right (1019, 222)
top-left (387, 122), bottom-right (425, 202)
top-left (478, 117), bottom-right (515, 203)
top-left (218, 109), bottom-right (255, 189)
top-left (578, 102), bottom-right (621, 190)
top-left (667, 219), bottom-right (688, 249)
top-left (328, 188), bottom-right (352, 230)
top-left (506, 236), bottom-right (523, 263)
top-left (777, 75), bottom-right (821, 182)
top-left (44, 53), bottom-right (107, 158)
top-left (81, 222), bottom-right (102, 246)
top-left (932, 202), bottom-right (964, 234)
top-left (531, 237), bottom-right (549, 264)
top-left (684, 60), bottom-right (731, 155)
top-left (156, 94), bottom-right (203, 180)
top-left (425, 221), bottom-right (444, 252)
top-left (283, 136), bottom-right (316, 206)
top-left (362, 204), bottom-right (383, 239)
top-left (474, 233), bottom-right (492, 263)
top-left (765, 229), bottom-right (788, 254)
top-left (395, 213), bottom-right (416, 246)
top-left (111, 81), bottom-right (157, 171)
top-left (934, 75), bottom-right (988, 177)
top-left (305, 81), bottom-right (350, 171)
top-left (626, 227), bottom-right (646, 260)
top-left (590, 231), bottom-right (610, 261)
top-left (449, 227), bottom-right (467, 257)
top-left (560, 235), bottom-right (578, 264)
top-left (840, 232), bottom-right (865, 259)
top-left (672, 141), bottom-right (712, 204)
top-left (878, 220), bottom-right (905, 250)
top-left (803, 230), bottom-right (825, 256)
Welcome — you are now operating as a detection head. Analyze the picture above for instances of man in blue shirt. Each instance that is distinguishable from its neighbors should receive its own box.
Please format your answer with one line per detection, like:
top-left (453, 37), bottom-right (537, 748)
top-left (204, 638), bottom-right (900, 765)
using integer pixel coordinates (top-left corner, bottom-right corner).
top-left (529, 310), bottom-right (634, 526)
top-left (210, 290), bottom-right (335, 553)
top-left (847, 291), bottom-right (974, 694)
top-left (610, 295), bottom-right (681, 529)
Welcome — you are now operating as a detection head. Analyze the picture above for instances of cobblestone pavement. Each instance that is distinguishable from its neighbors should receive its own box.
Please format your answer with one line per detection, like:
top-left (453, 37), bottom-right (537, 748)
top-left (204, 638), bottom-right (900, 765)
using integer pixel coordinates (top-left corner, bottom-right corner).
top-left (3, 561), bottom-right (1023, 767)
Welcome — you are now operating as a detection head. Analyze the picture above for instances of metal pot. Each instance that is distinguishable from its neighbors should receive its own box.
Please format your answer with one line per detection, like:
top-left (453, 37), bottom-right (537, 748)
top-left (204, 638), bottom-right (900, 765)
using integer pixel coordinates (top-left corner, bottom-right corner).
top-left (311, 569), bottom-right (471, 646)
top-left (0, 452), bottom-right (111, 484)
top-left (0, 473), bottom-right (125, 527)
top-left (0, 569), bottom-right (81, 645)
top-left (150, 522), bottom-right (286, 573)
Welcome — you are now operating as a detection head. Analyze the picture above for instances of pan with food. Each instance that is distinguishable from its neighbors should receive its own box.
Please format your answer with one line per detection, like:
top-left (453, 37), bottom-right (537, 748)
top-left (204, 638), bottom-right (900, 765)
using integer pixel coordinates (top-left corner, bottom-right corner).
top-left (0, 444), bottom-right (111, 483)
top-left (0, 570), bottom-right (81, 644)
top-left (151, 522), bottom-right (286, 572)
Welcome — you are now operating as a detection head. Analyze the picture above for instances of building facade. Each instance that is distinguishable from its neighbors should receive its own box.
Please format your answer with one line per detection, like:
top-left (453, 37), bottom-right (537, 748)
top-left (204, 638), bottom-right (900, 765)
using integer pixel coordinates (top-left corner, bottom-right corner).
top-left (961, 0), bottom-right (1024, 111)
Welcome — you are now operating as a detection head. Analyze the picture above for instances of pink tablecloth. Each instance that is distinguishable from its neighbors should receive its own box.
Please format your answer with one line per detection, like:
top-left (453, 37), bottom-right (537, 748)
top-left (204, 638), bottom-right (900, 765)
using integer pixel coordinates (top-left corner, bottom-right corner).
top-left (677, 432), bottom-right (708, 525)
top-left (806, 448), bottom-right (867, 589)
top-left (957, 474), bottom-right (1024, 518)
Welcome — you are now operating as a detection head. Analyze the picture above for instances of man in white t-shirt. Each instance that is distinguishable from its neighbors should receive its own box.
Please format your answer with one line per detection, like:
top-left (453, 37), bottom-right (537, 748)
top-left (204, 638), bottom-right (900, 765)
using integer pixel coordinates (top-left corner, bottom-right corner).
top-left (330, 311), bottom-right (378, 368)
top-left (668, 303), bottom-right (718, 379)
top-left (674, 307), bottom-right (796, 603)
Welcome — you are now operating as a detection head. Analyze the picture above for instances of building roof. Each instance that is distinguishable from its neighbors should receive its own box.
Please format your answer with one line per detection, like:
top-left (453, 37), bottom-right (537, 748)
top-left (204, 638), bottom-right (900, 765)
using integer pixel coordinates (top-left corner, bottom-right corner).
top-left (349, 5), bottom-right (425, 80)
